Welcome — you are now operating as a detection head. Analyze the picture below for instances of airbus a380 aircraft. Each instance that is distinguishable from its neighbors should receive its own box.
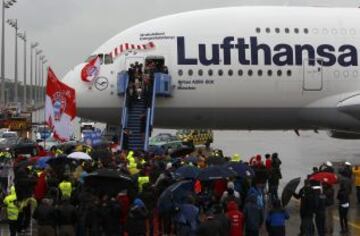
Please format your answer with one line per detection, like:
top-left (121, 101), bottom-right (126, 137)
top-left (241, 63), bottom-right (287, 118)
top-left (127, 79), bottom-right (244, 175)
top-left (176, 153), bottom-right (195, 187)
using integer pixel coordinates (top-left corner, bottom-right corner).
top-left (62, 6), bottom-right (360, 138)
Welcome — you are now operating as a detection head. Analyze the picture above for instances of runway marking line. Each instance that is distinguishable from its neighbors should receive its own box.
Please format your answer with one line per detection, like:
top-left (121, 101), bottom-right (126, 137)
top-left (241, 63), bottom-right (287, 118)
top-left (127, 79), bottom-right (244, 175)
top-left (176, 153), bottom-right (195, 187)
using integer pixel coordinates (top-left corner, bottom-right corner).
top-left (291, 198), bottom-right (360, 230)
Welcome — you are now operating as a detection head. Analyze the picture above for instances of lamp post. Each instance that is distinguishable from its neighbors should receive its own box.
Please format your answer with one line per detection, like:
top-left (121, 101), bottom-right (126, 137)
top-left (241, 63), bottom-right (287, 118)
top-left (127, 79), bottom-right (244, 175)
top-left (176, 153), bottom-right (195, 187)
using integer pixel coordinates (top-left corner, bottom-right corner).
top-left (34, 49), bottom-right (42, 107)
top-left (38, 55), bottom-right (44, 104)
top-left (42, 59), bottom-right (47, 103)
top-left (1, 0), bottom-right (18, 107)
top-left (7, 18), bottom-right (18, 103)
top-left (30, 42), bottom-right (38, 107)
top-left (18, 31), bottom-right (26, 106)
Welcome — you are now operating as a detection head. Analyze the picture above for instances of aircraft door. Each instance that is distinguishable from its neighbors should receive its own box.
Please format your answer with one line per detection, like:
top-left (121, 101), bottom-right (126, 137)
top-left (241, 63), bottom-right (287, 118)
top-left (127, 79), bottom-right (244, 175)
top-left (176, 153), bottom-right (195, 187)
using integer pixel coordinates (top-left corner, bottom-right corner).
top-left (303, 58), bottom-right (323, 91)
top-left (125, 57), bottom-right (144, 70)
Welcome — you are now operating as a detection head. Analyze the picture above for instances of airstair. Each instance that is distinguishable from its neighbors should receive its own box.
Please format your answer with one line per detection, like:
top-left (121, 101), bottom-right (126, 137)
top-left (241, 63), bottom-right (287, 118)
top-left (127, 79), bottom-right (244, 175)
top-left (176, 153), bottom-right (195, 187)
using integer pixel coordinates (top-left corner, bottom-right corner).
top-left (117, 70), bottom-right (172, 151)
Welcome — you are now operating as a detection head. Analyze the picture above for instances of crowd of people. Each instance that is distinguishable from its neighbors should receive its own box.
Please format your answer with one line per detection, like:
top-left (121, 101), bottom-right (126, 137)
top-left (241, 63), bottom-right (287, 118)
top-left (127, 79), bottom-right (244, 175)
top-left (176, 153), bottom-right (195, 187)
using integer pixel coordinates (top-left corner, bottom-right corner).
top-left (126, 59), bottom-right (168, 108)
top-left (293, 161), bottom-right (356, 235)
top-left (0, 143), bottom-right (359, 236)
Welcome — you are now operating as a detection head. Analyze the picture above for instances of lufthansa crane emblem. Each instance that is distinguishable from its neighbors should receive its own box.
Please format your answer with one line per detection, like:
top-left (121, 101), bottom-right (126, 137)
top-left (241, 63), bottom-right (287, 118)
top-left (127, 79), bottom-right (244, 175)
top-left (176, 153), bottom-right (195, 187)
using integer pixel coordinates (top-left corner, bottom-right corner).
top-left (94, 77), bottom-right (109, 91)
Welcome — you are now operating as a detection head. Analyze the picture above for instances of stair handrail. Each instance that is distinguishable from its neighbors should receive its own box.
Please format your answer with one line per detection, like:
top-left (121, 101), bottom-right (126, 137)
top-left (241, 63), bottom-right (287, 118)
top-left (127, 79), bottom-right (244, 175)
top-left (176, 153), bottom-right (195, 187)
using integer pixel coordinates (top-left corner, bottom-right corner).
top-left (150, 73), bottom-right (158, 128)
top-left (119, 71), bottom-right (129, 149)
top-left (144, 107), bottom-right (151, 151)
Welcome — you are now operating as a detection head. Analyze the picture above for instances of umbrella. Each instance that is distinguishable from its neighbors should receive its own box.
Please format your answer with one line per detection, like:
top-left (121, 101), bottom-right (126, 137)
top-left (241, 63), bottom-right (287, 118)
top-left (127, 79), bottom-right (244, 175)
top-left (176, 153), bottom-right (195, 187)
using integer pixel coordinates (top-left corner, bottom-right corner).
top-left (170, 146), bottom-right (194, 158)
top-left (309, 172), bottom-right (337, 185)
top-left (46, 155), bottom-right (74, 167)
top-left (184, 156), bottom-right (198, 165)
top-left (198, 166), bottom-right (237, 181)
top-left (35, 156), bottom-right (52, 169)
top-left (85, 169), bottom-right (133, 196)
top-left (68, 152), bottom-right (92, 160)
top-left (206, 156), bottom-right (226, 166)
top-left (175, 166), bottom-right (200, 179)
top-left (281, 177), bottom-right (301, 207)
top-left (158, 180), bottom-right (193, 213)
top-left (224, 162), bottom-right (255, 177)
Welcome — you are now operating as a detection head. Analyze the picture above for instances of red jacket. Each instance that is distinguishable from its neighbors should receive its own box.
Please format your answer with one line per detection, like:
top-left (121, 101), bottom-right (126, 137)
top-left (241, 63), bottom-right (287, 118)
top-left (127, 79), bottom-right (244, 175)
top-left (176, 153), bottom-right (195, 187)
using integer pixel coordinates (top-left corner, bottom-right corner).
top-left (265, 159), bottom-right (272, 169)
top-left (227, 201), bottom-right (244, 236)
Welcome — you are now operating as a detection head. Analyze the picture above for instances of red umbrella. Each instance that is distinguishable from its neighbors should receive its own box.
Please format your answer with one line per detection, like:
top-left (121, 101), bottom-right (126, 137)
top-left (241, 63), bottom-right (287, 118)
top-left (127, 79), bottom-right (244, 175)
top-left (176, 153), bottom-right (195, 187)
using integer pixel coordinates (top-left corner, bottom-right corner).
top-left (309, 172), bottom-right (338, 185)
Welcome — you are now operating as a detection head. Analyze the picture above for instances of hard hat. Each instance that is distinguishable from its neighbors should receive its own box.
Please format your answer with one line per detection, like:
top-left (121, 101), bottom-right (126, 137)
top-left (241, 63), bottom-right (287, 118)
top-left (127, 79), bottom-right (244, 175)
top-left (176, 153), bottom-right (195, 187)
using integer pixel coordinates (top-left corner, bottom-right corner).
top-left (232, 154), bottom-right (241, 162)
top-left (166, 162), bottom-right (172, 170)
top-left (326, 161), bottom-right (333, 167)
top-left (345, 161), bottom-right (352, 166)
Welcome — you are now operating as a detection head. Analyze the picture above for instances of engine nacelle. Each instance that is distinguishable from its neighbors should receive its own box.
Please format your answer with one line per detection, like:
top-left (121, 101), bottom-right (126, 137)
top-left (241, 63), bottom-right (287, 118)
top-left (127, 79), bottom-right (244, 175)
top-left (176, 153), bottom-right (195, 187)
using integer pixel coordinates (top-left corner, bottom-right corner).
top-left (327, 130), bottom-right (360, 139)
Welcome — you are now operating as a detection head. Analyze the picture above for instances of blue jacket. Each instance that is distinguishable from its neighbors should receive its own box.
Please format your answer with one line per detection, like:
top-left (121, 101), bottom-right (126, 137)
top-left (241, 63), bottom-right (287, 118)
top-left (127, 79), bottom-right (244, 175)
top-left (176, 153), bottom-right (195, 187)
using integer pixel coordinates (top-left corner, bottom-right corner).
top-left (266, 209), bottom-right (289, 227)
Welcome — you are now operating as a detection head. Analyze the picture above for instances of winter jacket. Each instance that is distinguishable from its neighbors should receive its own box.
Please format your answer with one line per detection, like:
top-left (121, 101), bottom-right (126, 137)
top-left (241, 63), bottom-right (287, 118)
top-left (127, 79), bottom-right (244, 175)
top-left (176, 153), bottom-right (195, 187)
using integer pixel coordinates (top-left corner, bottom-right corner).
top-left (244, 195), bottom-right (263, 231)
top-left (227, 201), bottom-right (244, 236)
top-left (175, 203), bottom-right (200, 233)
top-left (266, 209), bottom-right (289, 227)
top-left (56, 201), bottom-right (77, 225)
top-left (33, 202), bottom-right (56, 226)
top-left (127, 203), bottom-right (148, 235)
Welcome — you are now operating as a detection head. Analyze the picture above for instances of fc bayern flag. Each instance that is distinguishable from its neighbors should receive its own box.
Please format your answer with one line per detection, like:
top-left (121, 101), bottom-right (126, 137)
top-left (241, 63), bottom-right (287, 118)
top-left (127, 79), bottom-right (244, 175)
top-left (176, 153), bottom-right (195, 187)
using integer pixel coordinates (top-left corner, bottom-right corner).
top-left (81, 56), bottom-right (101, 82)
top-left (45, 67), bottom-right (76, 142)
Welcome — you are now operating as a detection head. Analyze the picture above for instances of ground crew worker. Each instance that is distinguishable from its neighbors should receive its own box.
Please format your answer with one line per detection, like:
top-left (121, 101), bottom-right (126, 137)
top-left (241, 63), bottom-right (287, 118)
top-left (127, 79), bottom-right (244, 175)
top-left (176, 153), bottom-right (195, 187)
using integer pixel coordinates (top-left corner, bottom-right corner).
top-left (138, 173), bottom-right (149, 193)
top-left (3, 186), bottom-right (19, 236)
top-left (58, 177), bottom-right (72, 199)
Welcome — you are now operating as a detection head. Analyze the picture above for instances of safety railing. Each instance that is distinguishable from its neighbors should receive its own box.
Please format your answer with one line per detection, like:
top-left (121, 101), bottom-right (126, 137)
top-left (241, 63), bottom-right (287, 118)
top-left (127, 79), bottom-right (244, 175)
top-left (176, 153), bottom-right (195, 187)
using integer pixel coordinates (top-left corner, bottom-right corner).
top-left (119, 72), bottom-right (129, 149)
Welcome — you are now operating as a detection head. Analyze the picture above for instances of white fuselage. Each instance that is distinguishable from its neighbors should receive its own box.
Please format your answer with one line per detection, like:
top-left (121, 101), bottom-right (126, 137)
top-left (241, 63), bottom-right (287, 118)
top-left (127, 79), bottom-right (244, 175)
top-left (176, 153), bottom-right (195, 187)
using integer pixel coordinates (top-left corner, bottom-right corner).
top-left (62, 6), bottom-right (360, 131)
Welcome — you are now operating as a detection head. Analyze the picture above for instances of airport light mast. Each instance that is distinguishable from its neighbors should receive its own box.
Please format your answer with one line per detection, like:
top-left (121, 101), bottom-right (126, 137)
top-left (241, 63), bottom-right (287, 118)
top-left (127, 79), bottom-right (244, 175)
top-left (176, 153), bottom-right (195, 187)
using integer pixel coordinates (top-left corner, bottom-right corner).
top-left (7, 18), bottom-right (18, 103)
top-left (30, 42), bottom-right (38, 106)
top-left (1, 0), bottom-right (18, 107)
top-left (18, 31), bottom-right (26, 106)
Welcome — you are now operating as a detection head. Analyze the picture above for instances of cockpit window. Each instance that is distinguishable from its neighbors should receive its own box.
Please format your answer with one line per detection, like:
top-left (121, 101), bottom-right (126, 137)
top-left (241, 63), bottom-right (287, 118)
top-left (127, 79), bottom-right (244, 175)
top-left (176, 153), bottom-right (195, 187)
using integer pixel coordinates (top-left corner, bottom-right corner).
top-left (97, 54), bottom-right (104, 64)
top-left (85, 54), bottom-right (113, 65)
top-left (104, 54), bottom-right (113, 64)
top-left (85, 55), bottom-right (97, 62)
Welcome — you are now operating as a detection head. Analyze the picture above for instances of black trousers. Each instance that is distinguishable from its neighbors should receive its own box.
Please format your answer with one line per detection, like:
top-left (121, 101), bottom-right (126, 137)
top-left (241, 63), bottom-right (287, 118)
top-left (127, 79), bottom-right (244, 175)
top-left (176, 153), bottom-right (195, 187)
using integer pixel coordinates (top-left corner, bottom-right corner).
top-left (269, 226), bottom-right (285, 236)
top-left (8, 220), bottom-right (18, 236)
top-left (315, 213), bottom-right (325, 236)
top-left (339, 206), bottom-right (349, 231)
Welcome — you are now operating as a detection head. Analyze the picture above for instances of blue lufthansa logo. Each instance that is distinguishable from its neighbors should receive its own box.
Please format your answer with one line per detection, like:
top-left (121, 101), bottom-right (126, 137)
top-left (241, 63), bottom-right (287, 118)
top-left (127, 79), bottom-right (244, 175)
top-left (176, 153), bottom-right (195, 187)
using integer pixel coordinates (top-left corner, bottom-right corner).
top-left (176, 36), bottom-right (358, 67)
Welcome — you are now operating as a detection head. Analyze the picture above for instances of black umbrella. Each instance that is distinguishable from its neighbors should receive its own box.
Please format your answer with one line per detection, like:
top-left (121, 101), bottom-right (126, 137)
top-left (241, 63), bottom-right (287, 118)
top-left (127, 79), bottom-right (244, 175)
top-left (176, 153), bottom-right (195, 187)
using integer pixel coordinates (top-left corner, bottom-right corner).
top-left (206, 156), bottom-right (226, 166)
top-left (282, 177), bottom-right (301, 207)
top-left (170, 146), bottom-right (194, 158)
top-left (224, 162), bottom-right (255, 177)
top-left (85, 169), bottom-right (133, 196)
top-left (175, 166), bottom-right (200, 179)
top-left (198, 166), bottom-right (237, 181)
top-left (46, 155), bottom-right (74, 167)
top-left (158, 180), bottom-right (193, 214)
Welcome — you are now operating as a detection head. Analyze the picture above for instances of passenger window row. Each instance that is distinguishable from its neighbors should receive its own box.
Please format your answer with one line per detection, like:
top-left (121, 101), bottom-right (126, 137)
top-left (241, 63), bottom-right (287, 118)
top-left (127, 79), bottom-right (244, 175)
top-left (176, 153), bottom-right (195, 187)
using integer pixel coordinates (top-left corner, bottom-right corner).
top-left (178, 69), bottom-right (292, 77)
top-left (256, 27), bottom-right (309, 34)
top-left (256, 27), bottom-right (357, 35)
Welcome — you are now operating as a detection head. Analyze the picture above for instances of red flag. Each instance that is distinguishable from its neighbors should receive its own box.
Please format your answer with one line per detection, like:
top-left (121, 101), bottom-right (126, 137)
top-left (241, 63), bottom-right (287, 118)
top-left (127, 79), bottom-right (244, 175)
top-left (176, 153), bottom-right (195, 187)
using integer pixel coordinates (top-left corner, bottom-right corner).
top-left (45, 67), bottom-right (76, 142)
top-left (81, 56), bottom-right (101, 82)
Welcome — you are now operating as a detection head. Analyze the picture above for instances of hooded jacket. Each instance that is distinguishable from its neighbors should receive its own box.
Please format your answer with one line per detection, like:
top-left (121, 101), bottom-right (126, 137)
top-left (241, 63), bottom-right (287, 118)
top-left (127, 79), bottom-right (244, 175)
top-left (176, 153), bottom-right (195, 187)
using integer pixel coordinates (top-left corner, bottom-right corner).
top-left (226, 201), bottom-right (244, 236)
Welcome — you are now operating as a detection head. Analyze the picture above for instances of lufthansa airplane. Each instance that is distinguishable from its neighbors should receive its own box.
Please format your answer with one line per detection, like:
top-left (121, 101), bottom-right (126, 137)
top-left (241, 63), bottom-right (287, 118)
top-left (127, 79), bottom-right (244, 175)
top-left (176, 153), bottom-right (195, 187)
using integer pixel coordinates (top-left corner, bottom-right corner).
top-left (62, 6), bottom-right (360, 138)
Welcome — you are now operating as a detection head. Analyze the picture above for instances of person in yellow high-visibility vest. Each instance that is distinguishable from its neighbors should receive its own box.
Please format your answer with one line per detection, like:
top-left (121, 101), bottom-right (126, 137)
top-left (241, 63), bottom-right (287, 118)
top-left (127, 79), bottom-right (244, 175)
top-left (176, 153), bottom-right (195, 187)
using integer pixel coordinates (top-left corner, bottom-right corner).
top-left (127, 151), bottom-right (139, 175)
top-left (58, 177), bottom-right (72, 199)
top-left (3, 186), bottom-right (19, 236)
top-left (138, 175), bottom-right (150, 193)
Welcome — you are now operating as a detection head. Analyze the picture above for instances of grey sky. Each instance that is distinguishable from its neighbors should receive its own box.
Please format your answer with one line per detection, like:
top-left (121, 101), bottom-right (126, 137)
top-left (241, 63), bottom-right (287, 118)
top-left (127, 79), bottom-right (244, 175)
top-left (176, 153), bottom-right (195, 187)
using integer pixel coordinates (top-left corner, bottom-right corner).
top-left (2, 0), bottom-right (359, 80)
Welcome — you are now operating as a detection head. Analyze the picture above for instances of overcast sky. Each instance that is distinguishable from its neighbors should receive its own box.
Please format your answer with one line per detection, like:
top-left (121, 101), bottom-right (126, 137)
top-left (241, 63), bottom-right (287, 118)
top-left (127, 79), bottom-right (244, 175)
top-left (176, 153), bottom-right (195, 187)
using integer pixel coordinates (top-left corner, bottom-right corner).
top-left (2, 0), bottom-right (359, 81)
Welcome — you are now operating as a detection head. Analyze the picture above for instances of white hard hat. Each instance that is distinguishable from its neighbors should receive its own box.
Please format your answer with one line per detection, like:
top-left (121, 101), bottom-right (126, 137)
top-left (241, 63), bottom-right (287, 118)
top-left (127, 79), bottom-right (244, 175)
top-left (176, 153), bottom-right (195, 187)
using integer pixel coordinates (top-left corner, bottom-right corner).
top-left (326, 161), bottom-right (333, 167)
top-left (345, 162), bottom-right (352, 166)
top-left (166, 162), bottom-right (173, 170)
